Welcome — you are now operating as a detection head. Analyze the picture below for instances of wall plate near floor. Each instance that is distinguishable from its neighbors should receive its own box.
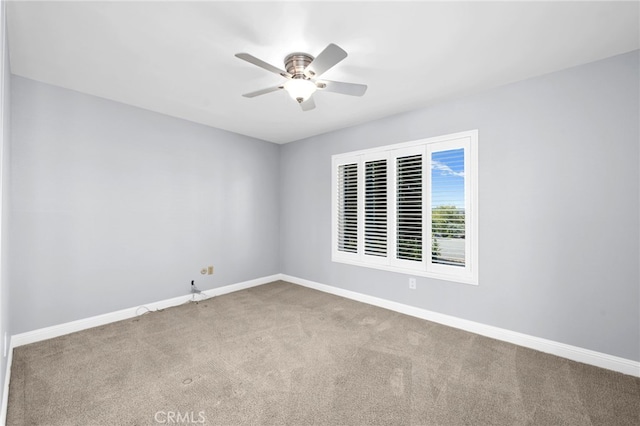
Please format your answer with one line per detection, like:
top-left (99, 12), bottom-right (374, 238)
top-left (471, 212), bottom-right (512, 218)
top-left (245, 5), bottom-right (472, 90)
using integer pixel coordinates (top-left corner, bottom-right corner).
top-left (409, 278), bottom-right (416, 290)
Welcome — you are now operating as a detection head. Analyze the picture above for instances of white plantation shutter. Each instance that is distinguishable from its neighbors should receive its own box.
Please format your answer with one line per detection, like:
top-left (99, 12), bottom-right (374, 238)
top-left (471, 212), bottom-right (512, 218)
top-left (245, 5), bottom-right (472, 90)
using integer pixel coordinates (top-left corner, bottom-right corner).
top-left (396, 154), bottom-right (423, 262)
top-left (364, 159), bottom-right (388, 256)
top-left (332, 130), bottom-right (477, 285)
top-left (337, 163), bottom-right (358, 253)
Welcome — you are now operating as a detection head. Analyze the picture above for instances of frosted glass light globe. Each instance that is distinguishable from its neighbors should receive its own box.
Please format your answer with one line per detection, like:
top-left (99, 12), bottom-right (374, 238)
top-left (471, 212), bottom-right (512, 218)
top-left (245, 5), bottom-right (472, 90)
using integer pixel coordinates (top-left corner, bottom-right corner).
top-left (284, 79), bottom-right (317, 102)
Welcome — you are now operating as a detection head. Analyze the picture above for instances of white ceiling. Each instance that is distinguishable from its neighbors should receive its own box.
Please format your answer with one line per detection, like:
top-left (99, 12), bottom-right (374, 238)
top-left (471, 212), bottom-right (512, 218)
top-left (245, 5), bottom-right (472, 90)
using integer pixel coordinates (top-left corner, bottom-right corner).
top-left (6, 1), bottom-right (639, 144)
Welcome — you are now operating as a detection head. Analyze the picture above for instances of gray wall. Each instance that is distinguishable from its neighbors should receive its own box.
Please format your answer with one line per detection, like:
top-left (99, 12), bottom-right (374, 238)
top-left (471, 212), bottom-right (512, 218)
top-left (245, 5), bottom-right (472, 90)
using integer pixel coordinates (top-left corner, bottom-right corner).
top-left (280, 50), bottom-right (640, 361)
top-left (0, 0), bottom-right (11, 397)
top-left (10, 76), bottom-right (280, 334)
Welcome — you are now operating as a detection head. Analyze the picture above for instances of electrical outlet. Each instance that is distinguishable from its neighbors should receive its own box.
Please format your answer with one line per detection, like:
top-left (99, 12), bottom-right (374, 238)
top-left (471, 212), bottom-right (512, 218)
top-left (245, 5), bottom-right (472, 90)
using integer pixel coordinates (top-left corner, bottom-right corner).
top-left (207, 265), bottom-right (214, 275)
top-left (409, 278), bottom-right (416, 290)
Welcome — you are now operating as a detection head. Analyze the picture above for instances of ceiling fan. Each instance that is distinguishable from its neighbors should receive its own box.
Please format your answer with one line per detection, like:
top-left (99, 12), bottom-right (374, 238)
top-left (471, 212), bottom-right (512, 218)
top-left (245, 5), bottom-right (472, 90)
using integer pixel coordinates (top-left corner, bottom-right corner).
top-left (235, 43), bottom-right (367, 111)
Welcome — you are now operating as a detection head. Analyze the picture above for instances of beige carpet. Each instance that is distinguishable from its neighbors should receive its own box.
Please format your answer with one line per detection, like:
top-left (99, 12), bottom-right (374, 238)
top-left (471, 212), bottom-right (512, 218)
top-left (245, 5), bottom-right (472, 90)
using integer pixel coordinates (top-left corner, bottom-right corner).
top-left (7, 281), bottom-right (640, 425)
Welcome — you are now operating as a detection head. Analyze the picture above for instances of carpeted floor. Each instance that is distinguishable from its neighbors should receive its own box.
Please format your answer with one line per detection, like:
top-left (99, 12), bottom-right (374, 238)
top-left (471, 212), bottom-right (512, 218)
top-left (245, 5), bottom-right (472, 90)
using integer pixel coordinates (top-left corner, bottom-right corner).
top-left (6, 280), bottom-right (640, 425)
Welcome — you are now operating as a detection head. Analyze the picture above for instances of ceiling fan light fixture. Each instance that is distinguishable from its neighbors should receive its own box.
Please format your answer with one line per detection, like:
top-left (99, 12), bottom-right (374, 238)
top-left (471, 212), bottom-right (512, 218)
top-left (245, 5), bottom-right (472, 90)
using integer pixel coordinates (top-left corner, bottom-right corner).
top-left (284, 78), bottom-right (317, 103)
top-left (236, 44), bottom-right (366, 111)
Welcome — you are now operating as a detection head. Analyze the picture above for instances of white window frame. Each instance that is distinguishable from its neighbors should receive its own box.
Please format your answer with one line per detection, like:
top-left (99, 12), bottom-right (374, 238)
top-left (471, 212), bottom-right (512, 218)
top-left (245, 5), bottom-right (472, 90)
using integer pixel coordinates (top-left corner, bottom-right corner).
top-left (331, 130), bottom-right (478, 285)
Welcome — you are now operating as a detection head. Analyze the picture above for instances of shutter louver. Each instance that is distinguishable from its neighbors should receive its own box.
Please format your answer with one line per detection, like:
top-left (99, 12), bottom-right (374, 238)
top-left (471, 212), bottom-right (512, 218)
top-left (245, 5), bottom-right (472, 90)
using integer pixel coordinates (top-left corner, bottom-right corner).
top-left (397, 154), bottom-right (422, 261)
top-left (365, 159), bottom-right (387, 256)
top-left (338, 163), bottom-right (358, 253)
top-left (431, 148), bottom-right (465, 267)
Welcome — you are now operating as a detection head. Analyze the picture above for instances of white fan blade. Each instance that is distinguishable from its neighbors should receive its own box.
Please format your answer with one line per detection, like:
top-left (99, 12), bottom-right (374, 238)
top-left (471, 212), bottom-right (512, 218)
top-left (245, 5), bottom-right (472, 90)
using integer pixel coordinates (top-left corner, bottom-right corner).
top-left (300, 96), bottom-right (316, 111)
top-left (316, 80), bottom-right (367, 97)
top-left (303, 44), bottom-right (347, 79)
top-left (242, 85), bottom-right (283, 98)
top-left (235, 53), bottom-right (292, 78)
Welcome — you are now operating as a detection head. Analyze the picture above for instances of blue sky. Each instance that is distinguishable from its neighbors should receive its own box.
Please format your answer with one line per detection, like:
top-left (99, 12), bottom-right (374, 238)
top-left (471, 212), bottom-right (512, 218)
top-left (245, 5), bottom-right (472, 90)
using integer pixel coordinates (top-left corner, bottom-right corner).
top-left (431, 148), bottom-right (465, 209)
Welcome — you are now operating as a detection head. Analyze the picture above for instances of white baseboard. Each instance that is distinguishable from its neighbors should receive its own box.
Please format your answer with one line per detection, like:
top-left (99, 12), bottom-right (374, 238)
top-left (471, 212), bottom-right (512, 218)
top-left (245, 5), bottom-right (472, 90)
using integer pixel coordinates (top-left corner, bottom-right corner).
top-left (281, 274), bottom-right (640, 377)
top-left (0, 338), bottom-right (12, 426)
top-left (11, 274), bottom-right (280, 348)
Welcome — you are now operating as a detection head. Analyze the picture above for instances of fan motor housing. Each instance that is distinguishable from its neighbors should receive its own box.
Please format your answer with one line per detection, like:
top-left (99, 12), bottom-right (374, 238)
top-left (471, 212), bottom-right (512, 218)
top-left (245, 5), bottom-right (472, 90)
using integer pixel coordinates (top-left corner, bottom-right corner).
top-left (285, 53), bottom-right (314, 78)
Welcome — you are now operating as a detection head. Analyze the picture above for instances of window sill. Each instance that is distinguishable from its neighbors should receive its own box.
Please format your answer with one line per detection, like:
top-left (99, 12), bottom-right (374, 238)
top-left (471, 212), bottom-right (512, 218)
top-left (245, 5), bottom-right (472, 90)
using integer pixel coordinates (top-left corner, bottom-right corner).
top-left (332, 256), bottom-right (478, 286)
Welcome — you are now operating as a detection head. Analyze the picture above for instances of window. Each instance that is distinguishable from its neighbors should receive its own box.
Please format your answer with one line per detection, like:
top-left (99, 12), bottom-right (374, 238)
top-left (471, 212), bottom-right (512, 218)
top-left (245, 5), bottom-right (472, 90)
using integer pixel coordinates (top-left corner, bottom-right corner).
top-left (331, 130), bottom-right (478, 285)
